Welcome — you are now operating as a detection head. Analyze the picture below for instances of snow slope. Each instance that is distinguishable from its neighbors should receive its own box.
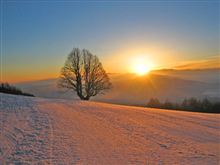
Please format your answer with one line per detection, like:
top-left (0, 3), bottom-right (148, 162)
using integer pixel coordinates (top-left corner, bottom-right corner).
top-left (0, 93), bottom-right (219, 164)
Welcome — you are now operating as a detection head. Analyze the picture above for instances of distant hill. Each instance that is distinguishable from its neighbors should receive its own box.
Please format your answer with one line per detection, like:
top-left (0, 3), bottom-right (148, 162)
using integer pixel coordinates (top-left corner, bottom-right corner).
top-left (15, 69), bottom-right (220, 106)
top-left (151, 68), bottom-right (219, 83)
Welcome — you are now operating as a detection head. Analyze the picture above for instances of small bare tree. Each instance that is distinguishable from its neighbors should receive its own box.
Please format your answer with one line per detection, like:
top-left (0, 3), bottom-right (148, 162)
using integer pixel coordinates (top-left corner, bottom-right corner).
top-left (59, 48), bottom-right (111, 100)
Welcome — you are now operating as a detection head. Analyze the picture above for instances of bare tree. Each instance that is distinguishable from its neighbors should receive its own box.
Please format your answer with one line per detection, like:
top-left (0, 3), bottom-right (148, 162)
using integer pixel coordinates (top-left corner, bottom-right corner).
top-left (59, 48), bottom-right (111, 100)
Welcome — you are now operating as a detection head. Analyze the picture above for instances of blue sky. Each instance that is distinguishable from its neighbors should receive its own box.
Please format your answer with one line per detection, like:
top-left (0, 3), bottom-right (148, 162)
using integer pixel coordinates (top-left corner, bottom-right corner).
top-left (1, 0), bottom-right (219, 82)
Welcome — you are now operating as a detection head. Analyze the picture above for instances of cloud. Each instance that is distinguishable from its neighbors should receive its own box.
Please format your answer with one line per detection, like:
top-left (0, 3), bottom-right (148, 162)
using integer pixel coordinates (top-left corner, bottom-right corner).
top-left (173, 56), bottom-right (220, 70)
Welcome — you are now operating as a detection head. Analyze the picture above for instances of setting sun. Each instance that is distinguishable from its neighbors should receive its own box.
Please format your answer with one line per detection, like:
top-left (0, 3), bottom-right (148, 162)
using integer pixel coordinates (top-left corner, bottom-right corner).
top-left (131, 56), bottom-right (154, 75)
top-left (134, 63), bottom-right (151, 75)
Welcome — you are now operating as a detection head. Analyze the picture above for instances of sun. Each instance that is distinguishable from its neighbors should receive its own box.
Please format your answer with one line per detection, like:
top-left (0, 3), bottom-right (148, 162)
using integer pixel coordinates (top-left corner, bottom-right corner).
top-left (131, 56), bottom-right (154, 75)
top-left (134, 63), bottom-right (151, 75)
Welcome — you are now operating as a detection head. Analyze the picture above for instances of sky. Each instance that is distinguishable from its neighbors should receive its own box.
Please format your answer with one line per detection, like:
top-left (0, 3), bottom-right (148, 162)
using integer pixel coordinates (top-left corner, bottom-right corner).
top-left (0, 0), bottom-right (219, 82)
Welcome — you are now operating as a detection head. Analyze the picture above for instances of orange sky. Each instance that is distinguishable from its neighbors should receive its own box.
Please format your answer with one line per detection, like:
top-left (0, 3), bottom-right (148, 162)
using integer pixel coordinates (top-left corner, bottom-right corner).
top-left (2, 53), bottom-right (219, 83)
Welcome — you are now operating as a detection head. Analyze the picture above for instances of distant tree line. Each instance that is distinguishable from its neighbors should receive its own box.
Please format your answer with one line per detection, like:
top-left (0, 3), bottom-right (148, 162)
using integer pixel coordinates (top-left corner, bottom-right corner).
top-left (0, 83), bottom-right (34, 97)
top-left (147, 98), bottom-right (220, 113)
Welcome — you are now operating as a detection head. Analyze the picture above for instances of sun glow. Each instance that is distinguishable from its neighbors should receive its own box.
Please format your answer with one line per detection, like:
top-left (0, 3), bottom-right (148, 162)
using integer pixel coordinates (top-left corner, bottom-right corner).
top-left (131, 56), bottom-right (154, 75)
top-left (134, 63), bottom-right (151, 75)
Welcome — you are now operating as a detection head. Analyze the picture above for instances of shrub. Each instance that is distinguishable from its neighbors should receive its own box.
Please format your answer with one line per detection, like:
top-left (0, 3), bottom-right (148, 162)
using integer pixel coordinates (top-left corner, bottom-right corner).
top-left (146, 97), bottom-right (219, 113)
top-left (0, 82), bottom-right (34, 97)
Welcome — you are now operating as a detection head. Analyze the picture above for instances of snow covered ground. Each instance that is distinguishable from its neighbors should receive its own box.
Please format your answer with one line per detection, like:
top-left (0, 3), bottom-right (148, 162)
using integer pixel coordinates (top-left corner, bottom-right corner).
top-left (0, 93), bottom-right (219, 164)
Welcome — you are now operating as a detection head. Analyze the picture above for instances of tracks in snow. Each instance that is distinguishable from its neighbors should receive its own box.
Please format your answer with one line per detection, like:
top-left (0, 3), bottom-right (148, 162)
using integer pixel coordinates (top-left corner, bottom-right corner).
top-left (1, 94), bottom-right (219, 164)
top-left (0, 94), bottom-right (54, 164)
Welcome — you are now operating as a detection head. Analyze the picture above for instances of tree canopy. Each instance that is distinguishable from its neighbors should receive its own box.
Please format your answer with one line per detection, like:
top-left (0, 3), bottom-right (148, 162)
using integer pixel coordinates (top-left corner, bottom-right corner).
top-left (59, 48), bottom-right (111, 100)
